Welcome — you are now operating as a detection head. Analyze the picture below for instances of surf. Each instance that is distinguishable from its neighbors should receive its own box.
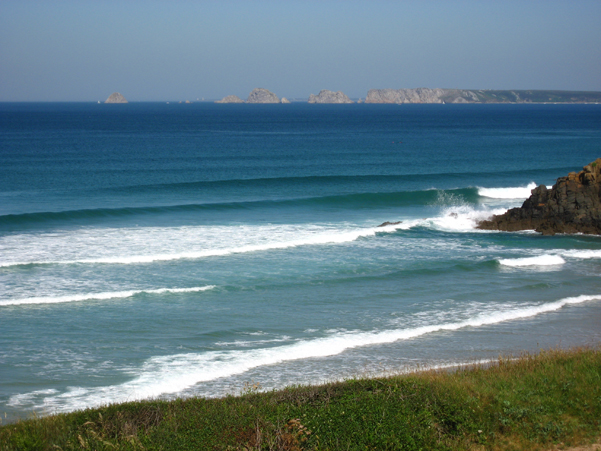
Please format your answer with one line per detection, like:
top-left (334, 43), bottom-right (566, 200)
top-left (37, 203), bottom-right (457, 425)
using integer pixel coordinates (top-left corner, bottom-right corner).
top-left (9, 293), bottom-right (600, 414)
top-left (0, 286), bottom-right (216, 307)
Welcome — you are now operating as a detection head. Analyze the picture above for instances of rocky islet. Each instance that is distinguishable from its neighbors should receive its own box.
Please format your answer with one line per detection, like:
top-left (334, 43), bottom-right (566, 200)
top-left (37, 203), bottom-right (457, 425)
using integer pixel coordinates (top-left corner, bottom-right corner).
top-left (308, 90), bottom-right (354, 104)
top-left (104, 92), bottom-right (128, 103)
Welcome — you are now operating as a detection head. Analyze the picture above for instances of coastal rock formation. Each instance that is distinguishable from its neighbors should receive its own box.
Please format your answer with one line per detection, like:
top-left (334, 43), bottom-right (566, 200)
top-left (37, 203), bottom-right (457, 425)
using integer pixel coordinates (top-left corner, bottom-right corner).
top-left (215, 95), bottom-right (244, 103)
top-left (364, 89), bottom-right (601, 104)
top-left (365, 88), bottom-right (446, 104)
top-left (280, 97), bottom-right (291, 104)
top-left (104, 92), bottom-right (128, 104)
top-left (364, 88), bottom-right (481, 104)
top-left (246, 88), bottom-right (280, 104)
top-left (477, 159), bottom-right (601, 235)
top-left (308, 90), bottom-right (354, 104)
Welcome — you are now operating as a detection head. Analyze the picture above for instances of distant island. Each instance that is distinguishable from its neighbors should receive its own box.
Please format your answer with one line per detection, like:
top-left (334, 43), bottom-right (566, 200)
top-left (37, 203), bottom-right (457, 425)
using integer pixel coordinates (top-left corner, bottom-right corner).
top-left (104, 92), bottom-right (128, 104)
top-left (215, 95), bottom-right (244, 104)
top-left (308, 90), bottom-right (354, 104)
top-left (216, 88), bottom-right (285, 104)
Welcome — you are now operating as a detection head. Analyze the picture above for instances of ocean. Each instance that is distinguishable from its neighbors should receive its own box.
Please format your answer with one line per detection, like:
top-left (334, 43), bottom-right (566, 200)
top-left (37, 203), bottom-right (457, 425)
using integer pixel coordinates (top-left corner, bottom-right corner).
top-left (1, 102), bottom-right (600, 421)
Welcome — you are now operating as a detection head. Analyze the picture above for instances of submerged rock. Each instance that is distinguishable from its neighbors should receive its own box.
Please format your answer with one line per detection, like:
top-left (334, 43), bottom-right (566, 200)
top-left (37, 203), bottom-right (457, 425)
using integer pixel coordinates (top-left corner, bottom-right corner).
top-left (477, 159), bottom-right (601, 235)
top-left (377, 221), bottom-right (402, 227)
top-left (246, 88), bottom-right (280, 104)
top-left (104, 92), bottom-right (128, 103)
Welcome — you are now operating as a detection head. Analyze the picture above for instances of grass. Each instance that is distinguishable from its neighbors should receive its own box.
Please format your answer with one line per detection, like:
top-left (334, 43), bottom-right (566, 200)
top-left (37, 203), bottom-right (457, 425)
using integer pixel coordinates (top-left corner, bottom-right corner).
top-left (1, 347), bottom-right (600, 450)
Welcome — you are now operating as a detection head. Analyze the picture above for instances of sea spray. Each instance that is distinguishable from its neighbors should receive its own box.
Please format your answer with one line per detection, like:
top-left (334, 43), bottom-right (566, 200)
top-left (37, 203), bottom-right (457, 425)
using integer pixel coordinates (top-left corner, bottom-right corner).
top-left (478, 182), bottom-right (538, 199)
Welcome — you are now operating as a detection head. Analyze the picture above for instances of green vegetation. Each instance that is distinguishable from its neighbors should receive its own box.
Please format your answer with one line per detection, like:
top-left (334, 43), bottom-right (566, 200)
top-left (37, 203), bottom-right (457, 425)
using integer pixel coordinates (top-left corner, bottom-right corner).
top-left (1, 347), bottom-right (600, 450)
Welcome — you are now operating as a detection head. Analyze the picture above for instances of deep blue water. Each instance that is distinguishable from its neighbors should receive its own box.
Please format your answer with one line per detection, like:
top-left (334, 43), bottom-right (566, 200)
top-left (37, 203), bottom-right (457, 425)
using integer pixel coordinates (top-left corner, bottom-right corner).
top-left (1, 103), bottom-right (600, 420)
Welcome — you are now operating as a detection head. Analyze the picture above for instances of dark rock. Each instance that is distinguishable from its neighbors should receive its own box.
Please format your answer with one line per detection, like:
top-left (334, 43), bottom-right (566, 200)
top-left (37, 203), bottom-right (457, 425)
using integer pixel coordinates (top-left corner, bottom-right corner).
top-left (477, 159), bottom-right (601, 235)
top-left (377, 221), bottom-right (402, 227)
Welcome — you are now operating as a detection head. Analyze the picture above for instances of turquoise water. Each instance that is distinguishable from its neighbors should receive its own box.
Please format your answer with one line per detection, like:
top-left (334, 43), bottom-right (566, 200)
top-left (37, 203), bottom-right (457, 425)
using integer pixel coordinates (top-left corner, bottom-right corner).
top-left (1, 103), bottom-right (600, 420)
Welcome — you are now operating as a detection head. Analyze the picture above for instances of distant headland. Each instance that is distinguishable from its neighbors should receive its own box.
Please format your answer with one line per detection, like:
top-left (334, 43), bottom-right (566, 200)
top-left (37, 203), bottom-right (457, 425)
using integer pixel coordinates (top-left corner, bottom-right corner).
top-left (214, 88), bottom-right (601, 104)
top-left (104, 89), bottom-right (601, 104)
top-left (364, 88), bottom-right (601, 104)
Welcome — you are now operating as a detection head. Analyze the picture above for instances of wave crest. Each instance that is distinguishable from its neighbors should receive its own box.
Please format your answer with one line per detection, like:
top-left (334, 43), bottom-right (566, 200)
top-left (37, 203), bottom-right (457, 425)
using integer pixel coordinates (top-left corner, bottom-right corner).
top-left (478, 182), bottom-right (537, 199)
top-left (0, 286), bottom-right (216, 307)
top-left (499, 255), bottom-right (565, 267)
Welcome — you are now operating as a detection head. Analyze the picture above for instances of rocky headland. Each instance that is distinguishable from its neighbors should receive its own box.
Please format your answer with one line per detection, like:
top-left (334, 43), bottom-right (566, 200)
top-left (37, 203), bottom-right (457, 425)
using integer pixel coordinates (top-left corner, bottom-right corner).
top-left (213, 88), bottom-right (600, 104)
top-left (477, 159), bottom-right (601, 235)
top-left (364, 89), bottom-right (601, 104)
top-left (215, 95), bottom-right (244, 103)
top-left (365, 88), bottom-right (480, 104)
top-left (246, 88), bottom-right (280, 104)
top-left (308, 90), bottom-right (354, 104)
top-left (104, 92), bottom-right (128, 103)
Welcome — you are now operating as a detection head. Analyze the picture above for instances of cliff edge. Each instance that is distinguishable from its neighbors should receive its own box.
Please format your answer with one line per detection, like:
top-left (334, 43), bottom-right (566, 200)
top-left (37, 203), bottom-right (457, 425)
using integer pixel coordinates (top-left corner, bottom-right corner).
top-left (105, 92), bottom-right (128, 104)
top-left (477, 159), bottom-right (601, 235)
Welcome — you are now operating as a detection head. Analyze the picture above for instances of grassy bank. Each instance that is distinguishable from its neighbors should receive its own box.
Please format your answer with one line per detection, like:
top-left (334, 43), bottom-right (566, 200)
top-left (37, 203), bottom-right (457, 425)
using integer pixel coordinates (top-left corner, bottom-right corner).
top-left (1, 347), bottom-right (600, 450)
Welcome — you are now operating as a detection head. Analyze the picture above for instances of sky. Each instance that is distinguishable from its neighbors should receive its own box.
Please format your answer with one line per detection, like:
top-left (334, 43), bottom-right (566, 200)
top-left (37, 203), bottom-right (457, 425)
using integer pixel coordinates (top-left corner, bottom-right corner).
top-left (1, 0), bottom-right (600, 101)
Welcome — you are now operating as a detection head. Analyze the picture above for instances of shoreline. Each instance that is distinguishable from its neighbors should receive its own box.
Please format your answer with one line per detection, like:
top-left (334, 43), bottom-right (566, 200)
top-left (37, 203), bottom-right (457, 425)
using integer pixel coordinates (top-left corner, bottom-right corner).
top-left (1, 345), bottom-right (599, 450)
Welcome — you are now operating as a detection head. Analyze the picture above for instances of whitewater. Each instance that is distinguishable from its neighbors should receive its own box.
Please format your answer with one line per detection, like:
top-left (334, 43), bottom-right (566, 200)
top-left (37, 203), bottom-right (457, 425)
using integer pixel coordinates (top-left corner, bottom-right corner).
top-left (1, 102), bottom-right (600, 420)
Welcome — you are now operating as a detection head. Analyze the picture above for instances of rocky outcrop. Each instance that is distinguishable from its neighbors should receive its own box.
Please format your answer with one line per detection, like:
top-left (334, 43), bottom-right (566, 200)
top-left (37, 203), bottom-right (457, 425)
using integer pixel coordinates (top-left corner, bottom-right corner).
top-left (215, 95), bottom-right (244, 103)
top-left (364, 88), bottom-right (483, 104)
top-left (308, 90), bottom-right (354, 104)
top-left (105, 92), bottom-right (128, 103)
top-left (365, 88), bottom-right (446, 104)
top-left (364, 89), bottom-right (601, 104)
top-left (477, 159), bottom-right (601, 235)
top-left (280, 97), bottom-right (291, 104)
top-left (246, 88), bottom-right (280, 103)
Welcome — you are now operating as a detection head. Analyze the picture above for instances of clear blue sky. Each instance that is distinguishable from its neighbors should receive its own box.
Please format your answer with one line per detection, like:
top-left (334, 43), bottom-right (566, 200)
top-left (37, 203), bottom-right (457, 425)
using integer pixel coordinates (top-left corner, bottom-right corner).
top-left (1, 0), bottom-right (600, 101)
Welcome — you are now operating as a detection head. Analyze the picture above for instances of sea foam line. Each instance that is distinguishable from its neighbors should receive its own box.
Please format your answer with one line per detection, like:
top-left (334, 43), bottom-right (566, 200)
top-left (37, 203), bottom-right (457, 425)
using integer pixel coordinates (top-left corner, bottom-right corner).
top-left (0, 225), bottom-right (406, 267)
top-left (0, 286), bottom-right (216, 307)
top-left (499, 255), bottom-right (566, 267)
top-left (559, 249), bottom-right (601, 259)
top-left (498, 249), bottom-right (601, 268)
top-left (10, 293), bottom-right (600, 414)
top-left (478, 182), bottom-right (537, 199)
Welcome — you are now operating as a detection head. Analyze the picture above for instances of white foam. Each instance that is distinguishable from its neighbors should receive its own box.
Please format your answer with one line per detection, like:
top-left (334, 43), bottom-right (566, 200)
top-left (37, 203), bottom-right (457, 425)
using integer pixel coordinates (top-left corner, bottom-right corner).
top-left (399, 206), bottom-right (508, 233)
top-left (11, 293), bottom-right (600, 414)
top-left (560, 249), bottom-right (601, 260)
top-left (0, 223), bottom-right (407, 267)
top-left (478, 182), bottom-right (538, 199)
top-left (0, 286), bottom-right (215, 307)
top-left (499, 255), bottom-right (566, 267)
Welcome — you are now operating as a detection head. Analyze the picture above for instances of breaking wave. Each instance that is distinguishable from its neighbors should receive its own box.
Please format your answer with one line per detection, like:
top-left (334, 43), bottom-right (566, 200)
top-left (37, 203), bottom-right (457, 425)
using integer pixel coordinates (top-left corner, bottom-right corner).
top-left (9, 293), bottom-right (600, 414)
